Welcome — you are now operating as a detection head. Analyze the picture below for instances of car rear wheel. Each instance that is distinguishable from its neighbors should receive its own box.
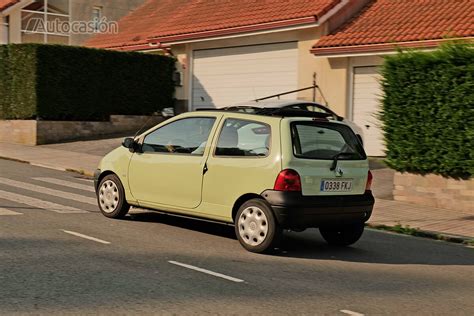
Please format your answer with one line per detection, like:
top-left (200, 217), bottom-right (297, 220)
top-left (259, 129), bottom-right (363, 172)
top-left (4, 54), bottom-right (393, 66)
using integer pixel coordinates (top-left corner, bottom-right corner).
top-left (319, 223), bottom-right (365, 246)
top-left (235, 199), bottom-right (282, 253)
top-left (97, 174), bottom-right (130, 219)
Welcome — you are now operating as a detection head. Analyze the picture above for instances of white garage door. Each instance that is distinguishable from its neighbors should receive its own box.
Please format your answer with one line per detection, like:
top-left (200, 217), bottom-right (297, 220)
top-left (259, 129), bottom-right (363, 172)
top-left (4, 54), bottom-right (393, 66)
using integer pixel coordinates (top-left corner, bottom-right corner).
top-left (352, 66), bottom-right (385, 156)
top-left (192, 42), bottom-right (298, 109)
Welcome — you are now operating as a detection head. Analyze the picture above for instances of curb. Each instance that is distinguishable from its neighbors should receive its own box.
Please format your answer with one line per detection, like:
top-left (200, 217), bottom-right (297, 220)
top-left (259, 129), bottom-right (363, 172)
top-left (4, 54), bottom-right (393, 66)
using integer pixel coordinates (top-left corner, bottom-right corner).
top-left (367, 223), bottom-right (474, 246)
top-left (0, 156), bottom-right (95, 178)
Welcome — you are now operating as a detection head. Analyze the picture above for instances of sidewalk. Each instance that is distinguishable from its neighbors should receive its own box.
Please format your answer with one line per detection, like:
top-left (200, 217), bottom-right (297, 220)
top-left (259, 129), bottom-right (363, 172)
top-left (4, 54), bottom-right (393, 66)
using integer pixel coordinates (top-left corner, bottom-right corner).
top-left (1, 139), bottom-right (473, 241)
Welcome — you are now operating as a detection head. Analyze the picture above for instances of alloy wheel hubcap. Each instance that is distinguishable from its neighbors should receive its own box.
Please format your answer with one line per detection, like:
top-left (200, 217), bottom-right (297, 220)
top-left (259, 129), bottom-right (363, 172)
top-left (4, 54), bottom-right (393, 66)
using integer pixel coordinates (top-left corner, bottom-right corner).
top-left (238, 206), bottom-right (269, 246)
top-left (99, 180), bottom-right (119, 213)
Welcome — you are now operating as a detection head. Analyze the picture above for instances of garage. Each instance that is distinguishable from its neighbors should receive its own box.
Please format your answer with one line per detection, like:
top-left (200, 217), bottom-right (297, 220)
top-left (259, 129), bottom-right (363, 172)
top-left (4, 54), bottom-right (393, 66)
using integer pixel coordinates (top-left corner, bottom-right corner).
top-left (352, 66), bottom-right (385, 156)
top-left (191, 42), bottom-right (298, 109)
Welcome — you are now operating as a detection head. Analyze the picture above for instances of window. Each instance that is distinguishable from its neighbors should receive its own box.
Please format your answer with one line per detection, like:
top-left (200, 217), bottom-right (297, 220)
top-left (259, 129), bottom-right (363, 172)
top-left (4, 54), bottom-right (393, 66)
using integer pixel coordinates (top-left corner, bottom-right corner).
top-left (92, 7), bottom-right (102, 32)
top-left (215, 119), bottom-right (271, 157)
top-left (1, 16), bottom-right (8, 44)
top-left (142, 117), bottom-right (216, 155)
top-left (21, 0), bottom-right (70, 44)
top-left (291, 122), bottom-right (366, 160)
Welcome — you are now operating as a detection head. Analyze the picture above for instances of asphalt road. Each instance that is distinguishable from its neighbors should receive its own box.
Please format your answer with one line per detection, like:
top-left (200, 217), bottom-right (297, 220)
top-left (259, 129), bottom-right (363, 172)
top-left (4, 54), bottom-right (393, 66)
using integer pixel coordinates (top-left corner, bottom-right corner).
top-left (0, 159), bottom-right (473, 315)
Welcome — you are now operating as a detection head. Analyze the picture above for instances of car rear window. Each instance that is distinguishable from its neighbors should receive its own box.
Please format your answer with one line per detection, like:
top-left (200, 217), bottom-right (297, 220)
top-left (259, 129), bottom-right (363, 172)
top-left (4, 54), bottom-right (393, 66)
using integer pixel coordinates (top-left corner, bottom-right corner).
top-left (291, 121), bottom-right (366, 160)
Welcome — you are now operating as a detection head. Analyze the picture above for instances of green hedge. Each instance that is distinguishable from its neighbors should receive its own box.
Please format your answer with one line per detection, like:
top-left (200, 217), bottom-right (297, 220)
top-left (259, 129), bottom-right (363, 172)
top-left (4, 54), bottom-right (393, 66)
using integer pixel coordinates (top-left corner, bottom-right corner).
top-left (0, 44), bottom-right (175, 121)
top-left (381, 42), bottom-right (474, 178)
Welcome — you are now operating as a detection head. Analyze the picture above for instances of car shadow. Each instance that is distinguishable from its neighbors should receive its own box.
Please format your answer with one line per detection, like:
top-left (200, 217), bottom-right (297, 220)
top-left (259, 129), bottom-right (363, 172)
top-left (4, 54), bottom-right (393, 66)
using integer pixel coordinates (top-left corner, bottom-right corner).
top-left (125, 211), bottom-right (236, 239)
top-left (125, 211), bottom-right (474, 266)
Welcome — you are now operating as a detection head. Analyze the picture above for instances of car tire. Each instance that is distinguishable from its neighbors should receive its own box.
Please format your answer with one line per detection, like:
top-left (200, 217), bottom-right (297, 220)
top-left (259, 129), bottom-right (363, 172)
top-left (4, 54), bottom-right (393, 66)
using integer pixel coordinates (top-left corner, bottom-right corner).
top-left (97, 174), bottom-right (130, 219)
top-left (319, 223), bottom-right (365, 246)
top-left (235, 198), bottom-right (282, 253)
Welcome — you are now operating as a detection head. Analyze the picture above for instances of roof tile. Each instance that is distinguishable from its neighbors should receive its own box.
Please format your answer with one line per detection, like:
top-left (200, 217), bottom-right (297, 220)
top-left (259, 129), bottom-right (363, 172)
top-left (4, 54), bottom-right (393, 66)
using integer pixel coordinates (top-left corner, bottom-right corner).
top-left (313, 0), bottom-right (474, 51)
top-left (86, 0), bottom-right (341, 49)
top-left (0, 0), bottom-right (19, 11)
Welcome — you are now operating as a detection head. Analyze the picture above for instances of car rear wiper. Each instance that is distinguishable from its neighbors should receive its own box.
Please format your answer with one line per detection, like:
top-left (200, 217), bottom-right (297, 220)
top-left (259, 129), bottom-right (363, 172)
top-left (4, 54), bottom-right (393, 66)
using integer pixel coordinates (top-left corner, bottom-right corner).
top-left (330, 152), bottom-right (357, 171)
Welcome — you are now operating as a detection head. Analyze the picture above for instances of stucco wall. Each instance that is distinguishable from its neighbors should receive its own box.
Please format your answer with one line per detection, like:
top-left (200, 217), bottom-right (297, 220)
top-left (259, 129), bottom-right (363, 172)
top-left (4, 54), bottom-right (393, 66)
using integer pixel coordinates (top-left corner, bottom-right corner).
top-left (313, 57), bottom-right (349, 117)
top-left (172, 27), bottom-right (323, 111)
top-left (312, 54), bottom-right (385, 119)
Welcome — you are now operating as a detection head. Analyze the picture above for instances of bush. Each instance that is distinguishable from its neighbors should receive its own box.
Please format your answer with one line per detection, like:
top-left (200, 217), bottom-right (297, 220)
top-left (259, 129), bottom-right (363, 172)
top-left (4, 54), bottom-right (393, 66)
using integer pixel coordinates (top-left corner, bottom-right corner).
top-left (0, 44), bottom-right (175, 121)
top-left (381, 42), bottom-right (474, 178)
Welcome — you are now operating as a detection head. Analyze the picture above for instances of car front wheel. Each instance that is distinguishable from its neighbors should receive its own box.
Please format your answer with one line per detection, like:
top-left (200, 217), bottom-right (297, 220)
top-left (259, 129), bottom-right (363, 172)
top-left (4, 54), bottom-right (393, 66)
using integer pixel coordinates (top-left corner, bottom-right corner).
top-left (235, 199), bottom-right (282, 253)
top-left (319, 223), bottom-right (365, 246)
top-left (97, 174), bottom-right (130, 219)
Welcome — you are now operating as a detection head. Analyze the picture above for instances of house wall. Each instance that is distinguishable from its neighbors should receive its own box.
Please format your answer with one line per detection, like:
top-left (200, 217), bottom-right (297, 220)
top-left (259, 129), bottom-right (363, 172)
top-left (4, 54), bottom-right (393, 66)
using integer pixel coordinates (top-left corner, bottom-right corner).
top-left (312, 54), bottom-right (384, 118)
top-left (171, 27), bottom-right (323, 112)
top-left (169, 25), bottom-right (384, 118)
top-left (6, 7), bottom-right (21, 43)
top-left (70, 0), bottom-right (145, 45)
top-left (2, 0), bottom-right (146, 45)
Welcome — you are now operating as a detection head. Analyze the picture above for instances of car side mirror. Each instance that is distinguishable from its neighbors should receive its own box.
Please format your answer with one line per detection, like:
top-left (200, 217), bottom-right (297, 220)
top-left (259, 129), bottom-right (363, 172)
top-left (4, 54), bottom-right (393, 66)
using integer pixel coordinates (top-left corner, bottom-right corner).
top-left (122, 137), bottom-right (139, 152)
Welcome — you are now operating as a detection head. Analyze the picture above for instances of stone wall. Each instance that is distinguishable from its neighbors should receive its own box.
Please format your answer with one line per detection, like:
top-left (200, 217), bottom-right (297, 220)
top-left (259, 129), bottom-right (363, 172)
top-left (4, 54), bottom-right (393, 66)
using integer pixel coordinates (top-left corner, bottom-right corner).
top-left (0, 115), bottom-right (164, 145)
top-left (394, 172), bottom-right (474, 213)
top-left (0, 120), bottom-right (37, 145)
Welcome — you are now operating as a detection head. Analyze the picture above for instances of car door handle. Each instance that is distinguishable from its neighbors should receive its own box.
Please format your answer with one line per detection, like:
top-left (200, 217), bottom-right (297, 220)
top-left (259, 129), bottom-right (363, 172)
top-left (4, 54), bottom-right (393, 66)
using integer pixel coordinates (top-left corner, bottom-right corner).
top-left (203, 163), bottom-right (208, 175)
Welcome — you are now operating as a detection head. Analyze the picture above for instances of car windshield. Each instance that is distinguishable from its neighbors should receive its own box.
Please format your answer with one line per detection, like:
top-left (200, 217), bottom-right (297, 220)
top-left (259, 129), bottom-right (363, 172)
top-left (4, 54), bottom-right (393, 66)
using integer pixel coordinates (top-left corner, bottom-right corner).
top-left (291, 121), bottom-right (366, 160)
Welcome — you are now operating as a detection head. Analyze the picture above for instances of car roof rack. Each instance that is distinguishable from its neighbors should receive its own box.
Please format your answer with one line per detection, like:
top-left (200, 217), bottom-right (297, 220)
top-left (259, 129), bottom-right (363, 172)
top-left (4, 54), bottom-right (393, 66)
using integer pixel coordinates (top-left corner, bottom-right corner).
top-left (196, 106), bottom-right (333, 119)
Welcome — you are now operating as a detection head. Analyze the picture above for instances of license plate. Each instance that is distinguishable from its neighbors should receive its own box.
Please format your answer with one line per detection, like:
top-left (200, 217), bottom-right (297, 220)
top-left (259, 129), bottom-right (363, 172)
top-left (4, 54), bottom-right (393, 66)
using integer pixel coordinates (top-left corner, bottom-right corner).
top-left (320, 179), bottom-right (353, 192)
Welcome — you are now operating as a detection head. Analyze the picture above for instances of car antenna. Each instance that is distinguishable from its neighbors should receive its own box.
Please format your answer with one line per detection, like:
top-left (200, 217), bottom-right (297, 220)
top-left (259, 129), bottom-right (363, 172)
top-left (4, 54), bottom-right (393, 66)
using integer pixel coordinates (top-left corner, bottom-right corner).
top-left (132, 107), bottom-right (174, 139)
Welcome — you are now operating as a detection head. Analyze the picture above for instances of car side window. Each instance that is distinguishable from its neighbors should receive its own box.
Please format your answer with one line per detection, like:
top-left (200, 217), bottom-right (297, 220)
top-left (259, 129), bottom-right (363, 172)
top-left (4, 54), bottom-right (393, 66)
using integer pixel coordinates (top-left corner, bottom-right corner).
top-left (215, 118), bottom-right (271, 157)
top-left (142, 117), bottom-right (216, 155)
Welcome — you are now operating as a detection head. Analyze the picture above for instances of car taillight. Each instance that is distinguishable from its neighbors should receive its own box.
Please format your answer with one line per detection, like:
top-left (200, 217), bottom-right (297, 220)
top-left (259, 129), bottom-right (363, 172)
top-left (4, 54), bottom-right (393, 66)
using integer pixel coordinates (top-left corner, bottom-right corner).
top-left (274, 169), bottom-right (301, 192)
top-left (366, 170), bottom-right (373, 191)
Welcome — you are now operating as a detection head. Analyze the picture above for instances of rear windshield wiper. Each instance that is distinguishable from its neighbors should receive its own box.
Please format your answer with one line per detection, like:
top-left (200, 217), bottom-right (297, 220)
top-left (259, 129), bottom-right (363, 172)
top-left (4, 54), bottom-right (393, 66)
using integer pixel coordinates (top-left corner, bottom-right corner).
top-left (330, 152), bottom-right (358, 171)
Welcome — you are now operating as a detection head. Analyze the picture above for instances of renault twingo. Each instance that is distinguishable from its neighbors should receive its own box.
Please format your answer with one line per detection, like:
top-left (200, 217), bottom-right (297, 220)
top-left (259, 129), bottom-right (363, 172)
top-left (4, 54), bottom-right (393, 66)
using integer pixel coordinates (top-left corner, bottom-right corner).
top-left (95, 107), bottom-right (374, 253)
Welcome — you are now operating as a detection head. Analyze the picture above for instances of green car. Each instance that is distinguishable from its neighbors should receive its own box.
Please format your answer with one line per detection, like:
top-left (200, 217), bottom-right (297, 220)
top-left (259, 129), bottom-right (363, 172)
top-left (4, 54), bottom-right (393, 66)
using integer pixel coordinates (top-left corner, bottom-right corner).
top-left (94, 106), bottom-right (374, 253)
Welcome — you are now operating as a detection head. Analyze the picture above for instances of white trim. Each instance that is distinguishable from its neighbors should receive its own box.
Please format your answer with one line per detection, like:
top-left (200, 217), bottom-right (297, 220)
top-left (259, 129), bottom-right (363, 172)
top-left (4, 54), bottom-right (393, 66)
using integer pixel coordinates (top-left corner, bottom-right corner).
top-left (43, 0), bottom-right (47, 42)
top-left (188, 48), bottom-right (194, 112)
top-left (314, 48), bottom-right (438, 59)
top-left (161, 22), bottom-right (319, 46)
top-left (317, 0), bottom-right (349, 25)
top-left (1, 0), bottom-right (35, 16)
top-left (21, 9), bottom-right (69, 18)
top-left (92, 6), bottom-right (102, 32)
top-left (19, 0), bottom-right (72, 43)
top-left (67, 0), bottom-right (71, 45)
top-left (157, 0), bottom-right (348, 46)
top-left (21, 29), bottom-right (69, 37)
top-left (347, 58), bottom-right (355, 121)
top-left (1, 15), bottom-right (8, 26)
top-left (141, 48), bottom-right (165, 53)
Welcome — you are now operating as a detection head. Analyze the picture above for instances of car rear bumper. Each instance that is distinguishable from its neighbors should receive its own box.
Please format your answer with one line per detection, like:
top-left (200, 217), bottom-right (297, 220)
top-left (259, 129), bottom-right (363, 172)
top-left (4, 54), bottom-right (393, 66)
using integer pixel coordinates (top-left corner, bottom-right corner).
top-left (261, 190), bottom-right (375, 229)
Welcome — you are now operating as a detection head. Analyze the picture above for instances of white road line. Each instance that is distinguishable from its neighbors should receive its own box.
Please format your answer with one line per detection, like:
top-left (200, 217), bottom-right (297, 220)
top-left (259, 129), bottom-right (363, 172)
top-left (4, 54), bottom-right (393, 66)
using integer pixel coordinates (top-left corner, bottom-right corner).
top-left (0, 208), bottom-right (23, 216)
top-left (75, 178), bottom-right (93, 183)
top-left (340, 310), bottom-right (365, 316)
top-left (61, 230), bottom-right (110, 244)
top-left (0, 177), bottom-right (97, 205)
top-left (0, 190), bottom-right (87, 214)
top-left (168, 260), bottom-right (244, 283)
top-left (29, 163), bottom-right (66, 172)
top-left (33, 177), bottom-right (95, 193)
